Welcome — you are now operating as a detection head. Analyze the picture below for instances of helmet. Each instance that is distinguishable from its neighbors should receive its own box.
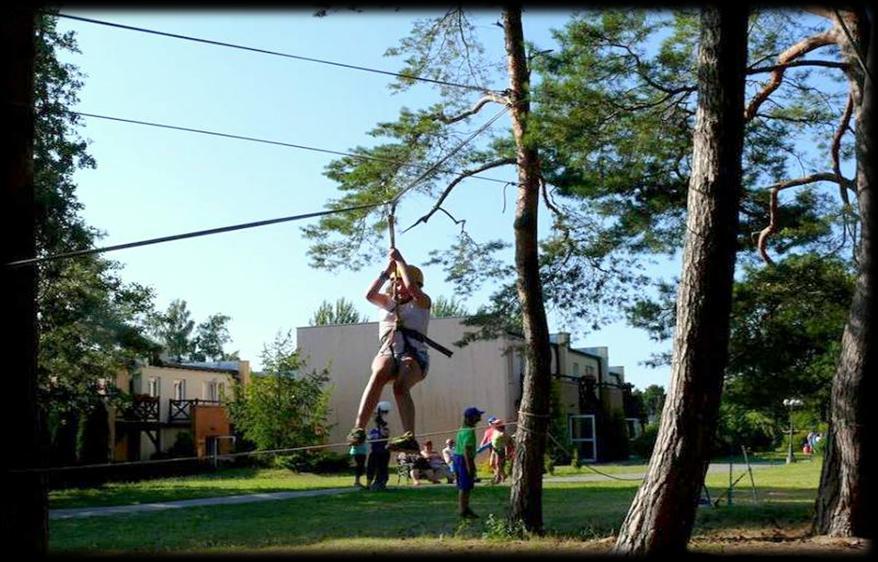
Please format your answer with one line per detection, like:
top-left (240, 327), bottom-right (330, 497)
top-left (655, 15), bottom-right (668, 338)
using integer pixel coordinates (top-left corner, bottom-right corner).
top-left (376, 400), bottom-right (392, 414)
top-left (391, 264), bottom-right (424, 287)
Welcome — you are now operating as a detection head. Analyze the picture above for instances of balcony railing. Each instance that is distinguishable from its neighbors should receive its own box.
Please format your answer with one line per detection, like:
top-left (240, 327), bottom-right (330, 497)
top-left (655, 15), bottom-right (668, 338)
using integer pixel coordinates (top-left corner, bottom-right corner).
top-left (168, 398), bottom-right (221, 423)
top-left (120, 395), bottom-right (159, 423)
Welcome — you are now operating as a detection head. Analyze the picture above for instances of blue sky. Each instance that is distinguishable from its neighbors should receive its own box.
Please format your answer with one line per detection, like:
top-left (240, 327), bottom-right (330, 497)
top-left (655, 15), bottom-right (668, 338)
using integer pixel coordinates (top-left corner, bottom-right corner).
top-left (55, 8), bottom-right (684, 389)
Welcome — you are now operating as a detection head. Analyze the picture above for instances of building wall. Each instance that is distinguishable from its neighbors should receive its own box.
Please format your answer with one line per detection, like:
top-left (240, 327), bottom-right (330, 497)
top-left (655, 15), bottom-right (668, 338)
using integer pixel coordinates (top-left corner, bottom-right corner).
top-left (113, 363), bottom-right (244, 460)
top-left (297, 318), bottom-right (523, 447)
top-left (132, 365), bottom-right (238, 425)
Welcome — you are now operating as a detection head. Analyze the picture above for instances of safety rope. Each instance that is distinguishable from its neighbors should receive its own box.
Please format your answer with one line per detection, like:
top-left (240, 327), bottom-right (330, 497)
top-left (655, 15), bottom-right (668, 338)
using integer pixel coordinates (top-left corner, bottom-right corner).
top-left (544, 429), bottom-right (645, 482)
top-left (6, 421), bottom-right (518, 475)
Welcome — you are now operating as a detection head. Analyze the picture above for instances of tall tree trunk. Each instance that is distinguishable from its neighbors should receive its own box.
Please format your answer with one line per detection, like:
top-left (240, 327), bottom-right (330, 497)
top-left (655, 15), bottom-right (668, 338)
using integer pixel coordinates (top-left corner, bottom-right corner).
top-left (814, 8), bottom-right (873, 539)
top-left (503, 7), bottom-right (552, 533)
top-left (1, 7), bottom-right (47, 555)
top-left (613, 6), bottom-right (747, 555)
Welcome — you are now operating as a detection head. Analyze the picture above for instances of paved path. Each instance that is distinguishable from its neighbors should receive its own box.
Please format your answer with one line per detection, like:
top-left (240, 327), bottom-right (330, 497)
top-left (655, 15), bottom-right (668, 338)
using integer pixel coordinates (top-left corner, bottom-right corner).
top-left (51, 462), bottom-right (785, 520)
top-left (50, 487), bottom-right (359, 520)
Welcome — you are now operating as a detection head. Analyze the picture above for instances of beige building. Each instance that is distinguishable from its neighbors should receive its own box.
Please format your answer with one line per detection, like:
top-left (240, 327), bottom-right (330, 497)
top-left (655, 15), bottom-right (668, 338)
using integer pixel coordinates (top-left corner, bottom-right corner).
top-left (111, 360), bottom-right (251, 461)
top-left (298, 321), bottom-right (638, 462)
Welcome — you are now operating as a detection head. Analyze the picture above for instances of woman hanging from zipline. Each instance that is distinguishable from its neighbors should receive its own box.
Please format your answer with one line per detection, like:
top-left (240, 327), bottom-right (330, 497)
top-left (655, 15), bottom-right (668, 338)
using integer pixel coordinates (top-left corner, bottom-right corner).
top-left (346, 246), bottom-right (451, 452)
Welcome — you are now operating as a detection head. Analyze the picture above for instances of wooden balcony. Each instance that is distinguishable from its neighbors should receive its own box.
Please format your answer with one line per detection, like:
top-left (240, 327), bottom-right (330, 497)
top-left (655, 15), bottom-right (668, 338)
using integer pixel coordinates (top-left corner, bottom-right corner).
top-left (118, 395), bottom-right (159, 424)
top-left (168, 398), bottom-right (222, 424)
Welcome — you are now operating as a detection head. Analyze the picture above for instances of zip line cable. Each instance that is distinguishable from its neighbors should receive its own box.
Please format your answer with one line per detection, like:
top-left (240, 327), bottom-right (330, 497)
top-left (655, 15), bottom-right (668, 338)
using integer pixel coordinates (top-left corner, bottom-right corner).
top-left (50, 11), bottom-right (501, 95)
top-left (7, 421), bottom-right (519, 474)
top-left (4, 201), bottom-right (387, 268)
top-left (4, 106), bottom-right (508, 268)
top-left (52, 107), bottom-right (511, 187)
top-left (391, 104), bottom-right (510, 207)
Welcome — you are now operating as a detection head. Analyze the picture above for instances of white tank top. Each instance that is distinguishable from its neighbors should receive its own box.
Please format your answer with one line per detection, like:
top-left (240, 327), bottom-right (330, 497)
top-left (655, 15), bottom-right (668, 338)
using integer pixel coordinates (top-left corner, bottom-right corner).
top-left (378, 298), bottom-right (430, 355)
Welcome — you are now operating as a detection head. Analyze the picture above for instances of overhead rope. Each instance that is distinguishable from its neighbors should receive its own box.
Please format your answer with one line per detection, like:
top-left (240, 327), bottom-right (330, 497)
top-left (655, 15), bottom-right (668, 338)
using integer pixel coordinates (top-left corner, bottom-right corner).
top-left (15, 104), bottom-right (512, 187)
top-left (4, 200), bottom-right (387, 268)
top-left (49, 11), bottom-right (502, 95)
top-left (6, 420), bottom-right (519, 475)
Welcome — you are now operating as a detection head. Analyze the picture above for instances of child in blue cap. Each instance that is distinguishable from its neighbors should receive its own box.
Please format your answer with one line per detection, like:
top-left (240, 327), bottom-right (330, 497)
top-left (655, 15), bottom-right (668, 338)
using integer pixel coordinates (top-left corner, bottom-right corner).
top-left (453, 406), bottom-right (483, 518)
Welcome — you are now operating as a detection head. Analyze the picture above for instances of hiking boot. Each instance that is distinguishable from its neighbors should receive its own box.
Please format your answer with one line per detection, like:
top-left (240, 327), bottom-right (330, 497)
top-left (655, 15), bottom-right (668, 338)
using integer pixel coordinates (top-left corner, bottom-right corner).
top-left (346, 427), bottom-right (366, 445)
top-left (387, 431), bottom-right (420, 452)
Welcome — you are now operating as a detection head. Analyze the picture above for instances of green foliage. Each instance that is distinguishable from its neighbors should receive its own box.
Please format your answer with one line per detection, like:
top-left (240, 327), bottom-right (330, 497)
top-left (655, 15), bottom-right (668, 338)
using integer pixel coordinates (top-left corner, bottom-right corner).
top-left (544, 454), bottom-right (555, 475)
top-left (273, 451), bottom-right (351, 473)
top-left (309, 298), bottom-right (366, 326)
top-left (715, 403), bottom-right (779, 452)
top-left (533, 9), bottom-right (853, 270)
top-left (227, 331), bottom-right (334, 453)
top-left (627, 253), bottom-right (853, 430)
top-left (571, 447), bottom-right (582, 469)
top-left (481, 513), bottom-right (529, 541)
top-left (640, 384), bottom-right (666, 420)
top-left (430, 295), bottom-right (469, 318)
top-left (629, 422), bottom-right (659, 459)
top-left (150, 299), bottom-right (196, 361)
top-left (193, 314), bottom-right (234, 361)
top-left (166, 432), bottom-right (195, 458)
top-left (33, 14), bottom-right (161, 442)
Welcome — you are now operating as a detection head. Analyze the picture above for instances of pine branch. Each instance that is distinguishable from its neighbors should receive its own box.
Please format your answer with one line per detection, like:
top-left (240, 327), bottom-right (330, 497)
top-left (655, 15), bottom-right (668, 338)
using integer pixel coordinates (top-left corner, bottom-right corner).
top-left (754, 172), bottom-right (848, 264)
top-left (431, 93), bottom-right (511, 124)
top-left (745, 29), bottom-right (839, 122)
top-left (401, 158), bottom-right (516, 233)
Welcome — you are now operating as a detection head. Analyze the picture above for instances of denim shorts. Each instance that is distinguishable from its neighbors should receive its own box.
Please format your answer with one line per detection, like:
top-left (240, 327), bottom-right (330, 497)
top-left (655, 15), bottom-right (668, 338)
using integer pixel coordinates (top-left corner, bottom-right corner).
top-left (380, 348), bottom-right (429, 375)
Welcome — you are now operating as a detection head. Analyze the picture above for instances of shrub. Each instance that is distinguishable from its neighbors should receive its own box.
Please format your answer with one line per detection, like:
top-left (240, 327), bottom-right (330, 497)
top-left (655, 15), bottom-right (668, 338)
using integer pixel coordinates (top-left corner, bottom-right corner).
top-left (274, 450), bottom-right (350, 473)
top-left (629, 423), bottom-right (659, 460)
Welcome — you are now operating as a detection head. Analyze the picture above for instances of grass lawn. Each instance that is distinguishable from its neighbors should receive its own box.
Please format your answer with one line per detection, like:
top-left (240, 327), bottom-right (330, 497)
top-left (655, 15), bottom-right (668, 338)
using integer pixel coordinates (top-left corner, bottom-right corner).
top-left (47, 455), bottom-right (864, 555)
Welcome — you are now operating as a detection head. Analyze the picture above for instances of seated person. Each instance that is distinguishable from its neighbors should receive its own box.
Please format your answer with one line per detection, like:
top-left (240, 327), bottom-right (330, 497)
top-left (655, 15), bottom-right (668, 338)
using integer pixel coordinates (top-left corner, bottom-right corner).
top-left (421, 440), bottom-right (453, 483)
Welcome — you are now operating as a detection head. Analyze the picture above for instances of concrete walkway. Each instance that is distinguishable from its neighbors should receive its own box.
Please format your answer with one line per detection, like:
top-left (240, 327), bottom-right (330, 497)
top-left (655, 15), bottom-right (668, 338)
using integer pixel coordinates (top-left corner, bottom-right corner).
top-left (50, 487), bottom-right (360, 520)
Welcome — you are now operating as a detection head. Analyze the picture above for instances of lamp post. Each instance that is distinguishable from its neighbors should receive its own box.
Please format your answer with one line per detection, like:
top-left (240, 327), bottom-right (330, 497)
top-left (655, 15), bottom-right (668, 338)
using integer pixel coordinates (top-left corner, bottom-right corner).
top-left (783, 398), bottom-right (803, 464)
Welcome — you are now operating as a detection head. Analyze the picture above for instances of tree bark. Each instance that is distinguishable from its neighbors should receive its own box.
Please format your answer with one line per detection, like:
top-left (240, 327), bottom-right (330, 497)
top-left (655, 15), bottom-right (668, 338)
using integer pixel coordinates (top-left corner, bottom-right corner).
top-left (814, 8), bottom-right (873, 539)
top-left (613, 6), bottom-right (747, 555)
top-left (503, 7), bottom-right (552, 533)
top-left (1, 7), bottom-right (47, 555)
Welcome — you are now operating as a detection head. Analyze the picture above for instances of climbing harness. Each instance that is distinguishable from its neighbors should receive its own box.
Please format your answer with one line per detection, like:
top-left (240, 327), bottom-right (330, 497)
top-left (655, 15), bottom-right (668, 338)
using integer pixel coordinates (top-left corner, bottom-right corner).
top-left (378, 203), bottom-right (453, 373)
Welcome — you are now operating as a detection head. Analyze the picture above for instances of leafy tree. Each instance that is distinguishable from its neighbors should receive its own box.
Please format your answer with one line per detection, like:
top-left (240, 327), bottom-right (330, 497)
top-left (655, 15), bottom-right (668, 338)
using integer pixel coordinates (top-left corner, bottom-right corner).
top-left (32, 13), bottom-right (160, 460)
top-left (193, 313), bottom-right (234, 361)
top-left (309, 298), bottom-right (366, 326)
top-left (430, 295), bottom-right (469, 318)
top-left (228, 331), bottom-right (334, 451)
top-left (628, 254), bottom-right (854, 427)
top-left (640, 385), bottom-right (667, 421)
top-left (149, 299), bottom-right (196, 362)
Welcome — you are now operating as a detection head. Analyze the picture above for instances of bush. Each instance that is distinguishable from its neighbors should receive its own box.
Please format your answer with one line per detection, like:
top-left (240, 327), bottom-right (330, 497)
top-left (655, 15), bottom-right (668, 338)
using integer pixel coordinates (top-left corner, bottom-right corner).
top-left (274, 450), bottom-right (350, 473)
top-left (630, 423), bottom-right (659, 460)
top-left (167, 431), bottom-right (195, 458)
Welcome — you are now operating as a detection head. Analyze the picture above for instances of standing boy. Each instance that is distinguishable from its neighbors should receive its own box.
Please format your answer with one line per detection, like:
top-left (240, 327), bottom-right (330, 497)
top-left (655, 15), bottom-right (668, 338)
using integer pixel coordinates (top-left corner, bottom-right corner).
top-left (453, 406), bottom-right (484, 519)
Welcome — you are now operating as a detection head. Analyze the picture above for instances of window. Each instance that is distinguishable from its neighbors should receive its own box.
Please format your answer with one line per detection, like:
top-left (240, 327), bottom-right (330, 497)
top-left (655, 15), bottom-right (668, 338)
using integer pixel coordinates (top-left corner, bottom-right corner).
top-left (218, 382), bottom-right (226, 401)
top-left (148, 377), bottom-right (161, 398)
top-left (569, 415), bottom-right (597, 462)
top-left (585, 365), bottom-right (595, 378)
top-left (573, 363), bottom-right (580, 377)
top-left (205, 381), bottom-right (219, 402)
top-left (173, 380), bottom-right (186, 400)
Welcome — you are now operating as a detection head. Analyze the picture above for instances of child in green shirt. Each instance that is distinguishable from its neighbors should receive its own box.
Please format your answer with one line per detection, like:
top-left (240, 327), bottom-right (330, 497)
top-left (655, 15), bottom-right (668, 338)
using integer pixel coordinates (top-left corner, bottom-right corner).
top-left (453, 406), bottom-right (484, 518)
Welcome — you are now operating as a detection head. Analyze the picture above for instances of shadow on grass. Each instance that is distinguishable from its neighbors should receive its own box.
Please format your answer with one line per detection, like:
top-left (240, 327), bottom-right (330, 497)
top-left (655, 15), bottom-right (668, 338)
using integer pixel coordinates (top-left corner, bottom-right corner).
top-left (49, 467), bottom-right (356, 509)
top-left (49, 482), bottom-right (822, 553)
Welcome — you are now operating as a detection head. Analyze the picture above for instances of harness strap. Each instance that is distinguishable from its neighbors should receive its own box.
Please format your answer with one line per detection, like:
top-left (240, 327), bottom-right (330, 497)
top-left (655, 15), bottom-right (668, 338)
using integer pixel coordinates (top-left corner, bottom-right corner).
top-left (398, 326), bottom-right (454, 358)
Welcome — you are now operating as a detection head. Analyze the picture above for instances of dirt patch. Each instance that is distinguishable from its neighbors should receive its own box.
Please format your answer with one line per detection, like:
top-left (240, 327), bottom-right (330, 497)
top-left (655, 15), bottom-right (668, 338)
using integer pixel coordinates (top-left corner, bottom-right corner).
top-left (690, 527), bottom-right (870, 556)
